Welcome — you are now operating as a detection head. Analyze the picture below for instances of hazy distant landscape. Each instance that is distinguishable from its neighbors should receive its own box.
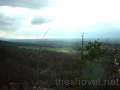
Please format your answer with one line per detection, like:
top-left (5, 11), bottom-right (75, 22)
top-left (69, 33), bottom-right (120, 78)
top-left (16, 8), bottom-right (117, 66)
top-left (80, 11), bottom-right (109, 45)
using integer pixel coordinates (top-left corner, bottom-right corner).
top-left (0, 39), bottom-right (120, 90)
top-left (1, 0), bottom-right (120, 89)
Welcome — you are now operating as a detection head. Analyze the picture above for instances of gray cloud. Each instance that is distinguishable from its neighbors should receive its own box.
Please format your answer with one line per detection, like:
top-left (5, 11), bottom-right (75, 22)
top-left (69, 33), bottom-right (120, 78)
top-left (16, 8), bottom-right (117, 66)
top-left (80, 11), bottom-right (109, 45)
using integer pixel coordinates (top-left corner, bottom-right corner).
top-left (0, 0), bottom-right (55, 8)
top-left (0, 14), bottom-right (22, 31)
top-left (0, 5), bottom-right (53, 32)
top-left (32, 17), bottom-right (52, 25)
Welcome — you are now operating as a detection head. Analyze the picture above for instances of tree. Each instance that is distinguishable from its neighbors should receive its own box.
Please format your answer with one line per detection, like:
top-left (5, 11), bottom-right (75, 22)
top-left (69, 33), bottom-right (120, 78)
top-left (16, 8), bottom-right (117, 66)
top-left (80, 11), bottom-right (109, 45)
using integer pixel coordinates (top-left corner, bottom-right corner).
top-left (85, 40), bottom-right (105, 60)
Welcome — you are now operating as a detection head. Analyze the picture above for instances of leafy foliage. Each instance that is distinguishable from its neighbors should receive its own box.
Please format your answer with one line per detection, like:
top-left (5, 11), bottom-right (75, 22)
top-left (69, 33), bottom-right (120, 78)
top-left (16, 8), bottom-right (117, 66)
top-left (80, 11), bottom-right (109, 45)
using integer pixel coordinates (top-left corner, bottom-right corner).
top-left (85, 40), bottom-right (106, 60)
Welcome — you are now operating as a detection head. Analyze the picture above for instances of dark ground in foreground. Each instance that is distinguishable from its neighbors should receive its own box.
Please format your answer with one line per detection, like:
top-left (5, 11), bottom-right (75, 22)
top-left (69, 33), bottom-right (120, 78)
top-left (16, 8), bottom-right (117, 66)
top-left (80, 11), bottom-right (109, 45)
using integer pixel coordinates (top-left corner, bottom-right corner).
top-left (0, 39), bottom-right (120, 90)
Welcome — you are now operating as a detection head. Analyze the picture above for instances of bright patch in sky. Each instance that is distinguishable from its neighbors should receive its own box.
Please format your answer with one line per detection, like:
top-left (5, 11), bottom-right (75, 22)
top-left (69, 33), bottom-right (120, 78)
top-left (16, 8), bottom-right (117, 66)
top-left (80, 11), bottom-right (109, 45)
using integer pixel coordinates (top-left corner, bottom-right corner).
top-left (0, 0), bottom-right (120, 39)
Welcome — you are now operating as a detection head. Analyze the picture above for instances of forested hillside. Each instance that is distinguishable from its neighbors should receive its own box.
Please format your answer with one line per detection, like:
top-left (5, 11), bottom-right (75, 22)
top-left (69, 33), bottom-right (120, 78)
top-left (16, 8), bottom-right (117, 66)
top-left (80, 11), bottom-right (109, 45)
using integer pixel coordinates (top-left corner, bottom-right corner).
top-left (0, 40), bottom-right (120, 90)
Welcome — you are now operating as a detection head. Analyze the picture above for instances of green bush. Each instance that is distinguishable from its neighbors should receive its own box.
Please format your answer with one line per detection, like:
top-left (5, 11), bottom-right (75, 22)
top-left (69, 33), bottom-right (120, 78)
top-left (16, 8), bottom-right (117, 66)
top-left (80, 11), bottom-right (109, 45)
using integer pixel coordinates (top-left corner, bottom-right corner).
top-left (85, 40), bottom-right (105, 60)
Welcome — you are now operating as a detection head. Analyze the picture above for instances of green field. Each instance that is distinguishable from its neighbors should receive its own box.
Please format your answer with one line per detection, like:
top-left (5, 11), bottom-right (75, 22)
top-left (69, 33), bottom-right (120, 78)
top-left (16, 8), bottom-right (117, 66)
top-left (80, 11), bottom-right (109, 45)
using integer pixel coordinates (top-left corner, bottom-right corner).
top-left (18, 46), bottom-right (78, 54)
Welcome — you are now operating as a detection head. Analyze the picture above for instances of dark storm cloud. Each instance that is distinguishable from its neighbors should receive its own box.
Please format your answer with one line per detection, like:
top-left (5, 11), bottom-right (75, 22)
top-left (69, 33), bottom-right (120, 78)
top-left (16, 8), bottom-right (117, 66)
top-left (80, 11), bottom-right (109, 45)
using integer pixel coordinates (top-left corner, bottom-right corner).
top-left (0, 0), bottom-right (55, 8)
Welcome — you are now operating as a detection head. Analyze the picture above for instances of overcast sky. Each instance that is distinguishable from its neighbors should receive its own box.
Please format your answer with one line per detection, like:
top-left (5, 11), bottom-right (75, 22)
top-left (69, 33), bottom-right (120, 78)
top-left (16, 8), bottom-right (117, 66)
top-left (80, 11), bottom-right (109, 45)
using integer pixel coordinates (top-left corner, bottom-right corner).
top-left (0, 0), bottom-right (120, 39)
